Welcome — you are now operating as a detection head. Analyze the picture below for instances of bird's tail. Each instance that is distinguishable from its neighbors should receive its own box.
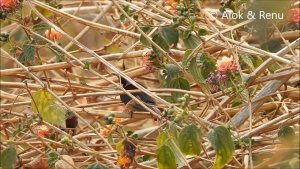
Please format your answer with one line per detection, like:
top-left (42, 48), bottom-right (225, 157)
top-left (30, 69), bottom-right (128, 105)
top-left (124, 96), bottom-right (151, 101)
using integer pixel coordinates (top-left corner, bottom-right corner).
top-left (145, 103), bottom-right (162, 116)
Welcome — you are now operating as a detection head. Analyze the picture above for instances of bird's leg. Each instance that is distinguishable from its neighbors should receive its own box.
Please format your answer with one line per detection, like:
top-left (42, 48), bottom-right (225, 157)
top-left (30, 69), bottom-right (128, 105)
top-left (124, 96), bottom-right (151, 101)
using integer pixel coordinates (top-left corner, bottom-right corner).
top-left (122, 99), bottom-right (135, 118)
top-left (130, 111), bottom-right (133, 118)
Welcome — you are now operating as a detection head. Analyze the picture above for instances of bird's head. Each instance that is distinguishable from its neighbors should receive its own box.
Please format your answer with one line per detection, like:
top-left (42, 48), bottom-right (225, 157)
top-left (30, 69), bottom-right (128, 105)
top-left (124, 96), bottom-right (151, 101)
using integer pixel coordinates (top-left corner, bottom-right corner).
top-left (120, 76), bottom-right (130, 87)
top-left (112, 72), bottom-right (130, 87)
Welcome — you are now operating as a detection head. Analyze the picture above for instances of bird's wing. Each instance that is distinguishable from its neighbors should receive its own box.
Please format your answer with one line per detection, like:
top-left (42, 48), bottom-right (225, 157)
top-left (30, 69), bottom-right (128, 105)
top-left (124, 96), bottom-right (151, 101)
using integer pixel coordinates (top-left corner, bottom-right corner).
top-left (136, 92), bottom-right (155, 104)
top-left (144, 102), bottom-right (162, 116)
top-left (134, 96), bottom-right (161, 116)
top-left (122, 95), bottom-right (161, 116)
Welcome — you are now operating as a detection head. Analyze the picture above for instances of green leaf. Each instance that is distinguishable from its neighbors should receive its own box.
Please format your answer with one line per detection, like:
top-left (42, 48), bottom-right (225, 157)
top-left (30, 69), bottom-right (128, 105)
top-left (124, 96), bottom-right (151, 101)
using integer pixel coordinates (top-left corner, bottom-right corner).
top-left (140, 34), bottom-right (151, 47)
top-left (19, 41), bottom-right (36, 66)
top-left (107, 133), bottom-right (114, 145)
top-left (164, 64), bottom-right (179, 80)
top-left (178, 124), bottom-right (202, 155)
top-left (278, 126), bottom-right (295, 144)
top-left (208, 126), bottom-right (235, 169)
top-left (31, 89), bottom-right (66, 126)
top-left (47, 152), bottom-right (58, 168)
top-left (13, 123), bottom-right (24, 136)
top-left (0, 146), bottom-right (17, 169)
top-left (161, 64), bottom-right (180, 89)
top-left (199, 52), bottom-right (216, 79)
top-left (47, 1), bottom-right (63, 9)
top-left (141, 26), bottom-right (151, 32)
top-left (235, 137), bottom-right (254, 149)
top-left (159, 26), bottom-right (179, 46)
top-left (33, 23), bottom-right (49, 32)
top-left (168, 122), bottom-right (178, 140)
top-left (182, 34), bottom-right (200, 49)
top-left (137, 155), bottom-right (151, 162)
top-left (182, 29), bottom-right (191, 40)
top-left (240, 54), bottom-right (255, 70)
top-left (120, 14), bottom-right (126, 22)
top-left (87, 163), bottom-right (108, 169)
top-left (232, 0), bottom-right (248, 10)
top-left (182, 49), bottom-right (194, 67)
top-left (231, 98), bottom-right (243, 107)
top-left (188, 57), bottom-right (205, 84)
top-left (107, 44), bottom-right (121, 53)
top-left (133, 14), bottom-right (138, 20)
top-left (157, 132), bottom-right (168, 147)
top-left (123, 5), bottom-right (130, 13)
top-left (183, 51), bottom-right (216, 84)
top-left (31, 6), bottom-right (52, 20)
top-left (156, 144), bottom-right (177, 169)
top-left (83, 62), bottom-right (90, 70)
top-left (152, 34), bottom-right (169, 53)
top-left (219, 7), bottom-right (226, 13)
top-left (198, 29), bottom-right (208, 36)
top-left (251, 56), bottom-right (263, 68)
top-left (240, 137), bottom-right (252, 146)
top-left (156, 131), bottom-right (186, 168)
top-left (268, 62), bottom-right (281, 73)
top-left (140, 25), bottom-right (151, 46)
top-left (116, 139), bottom-right (124, 155)
top-left (169, 77), bottom-right (190, 101)
top-left (0, 32), bottom-right (9, 42)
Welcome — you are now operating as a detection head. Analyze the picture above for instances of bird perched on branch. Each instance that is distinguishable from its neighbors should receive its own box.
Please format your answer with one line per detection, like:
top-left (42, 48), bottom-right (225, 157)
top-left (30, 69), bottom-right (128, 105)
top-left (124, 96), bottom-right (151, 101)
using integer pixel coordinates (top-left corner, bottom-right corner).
top-left (117, 76), bottom-right (162, 117)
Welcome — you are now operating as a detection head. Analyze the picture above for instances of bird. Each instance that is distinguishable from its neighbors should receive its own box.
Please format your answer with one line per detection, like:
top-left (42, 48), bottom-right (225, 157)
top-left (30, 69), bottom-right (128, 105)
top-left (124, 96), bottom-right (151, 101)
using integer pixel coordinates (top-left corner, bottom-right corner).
top-left (117, 76), bottom-right (162, 117)
top-left (65, 111), bottom-right (78, 135)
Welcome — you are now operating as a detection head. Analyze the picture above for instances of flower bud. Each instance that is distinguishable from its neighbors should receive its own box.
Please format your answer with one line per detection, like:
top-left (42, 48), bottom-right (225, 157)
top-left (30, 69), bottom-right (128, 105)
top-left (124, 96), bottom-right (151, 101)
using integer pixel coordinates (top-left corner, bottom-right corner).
top-left (44, 28), bottom-right (63, 40)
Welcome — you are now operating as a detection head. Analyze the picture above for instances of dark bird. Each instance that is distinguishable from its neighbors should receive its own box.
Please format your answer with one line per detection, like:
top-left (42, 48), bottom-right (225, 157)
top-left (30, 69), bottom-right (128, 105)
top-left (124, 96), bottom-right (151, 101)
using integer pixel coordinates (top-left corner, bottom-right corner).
top-left (118, 76), bottom-right (162, 117)
top-left (65, 111), bottom-right (78, 135)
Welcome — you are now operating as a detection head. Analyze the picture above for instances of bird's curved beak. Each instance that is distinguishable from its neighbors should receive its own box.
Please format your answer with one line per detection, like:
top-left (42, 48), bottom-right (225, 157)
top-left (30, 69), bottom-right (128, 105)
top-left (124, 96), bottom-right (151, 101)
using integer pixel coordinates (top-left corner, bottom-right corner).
top-left (111, 72), bottom-right (123, 86)
top-left (111, 72), bottom-right (118, 76)
top-left (111, 72), bottom-right (121, 80)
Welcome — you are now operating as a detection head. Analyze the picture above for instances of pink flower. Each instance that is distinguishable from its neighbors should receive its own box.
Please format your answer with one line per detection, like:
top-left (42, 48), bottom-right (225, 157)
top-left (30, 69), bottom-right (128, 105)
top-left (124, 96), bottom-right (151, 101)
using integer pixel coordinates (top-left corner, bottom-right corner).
top-left (216, 56), bottom-right (237, 72)
top-left (141, 52), bottom-right (150, 66)
top-left (44, 28), bottom-right (63, 40)
top-left (141, 52), bottom-right (155, 72)
top-left (287, 8), bottom-right (300, 23)
top-left (0, 0), bottom-right (19, 10)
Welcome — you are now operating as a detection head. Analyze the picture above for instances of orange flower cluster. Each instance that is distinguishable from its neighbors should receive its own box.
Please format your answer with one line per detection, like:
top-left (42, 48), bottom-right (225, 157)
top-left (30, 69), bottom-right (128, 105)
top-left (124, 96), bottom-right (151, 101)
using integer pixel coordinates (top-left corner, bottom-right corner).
top-left (44, 28), bottom-right (63, 41)
top-left (35, 124), bottom-right (51, 138)
top-left (116, 140), bottom-right (136, 169)
top-left (165, 0), bottom-right (179, 9)
top-left (101, 117), bottom-right (121, 137)
top-left (216, 56), bottom-right (237, 72)
top-left (115, 117), bottom-right (122, 123)
top-left (117, 156), bottom-right (132, 169)
top-left (101, 125), bottom-right (112, 137)
top-left (287, 8), bottom-right (300, 23)
top-left (0, 0), bottom-right (19, 10)
top-left (165, 0), bottom-right (178, 15)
